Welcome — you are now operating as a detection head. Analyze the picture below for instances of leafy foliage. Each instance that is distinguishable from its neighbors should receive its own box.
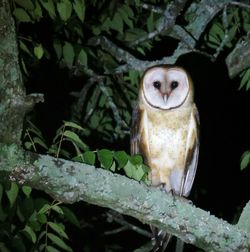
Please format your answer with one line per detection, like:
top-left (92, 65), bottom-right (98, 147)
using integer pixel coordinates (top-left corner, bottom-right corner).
top-left (0, 177), bottom-right (80, 251)
top-left (240, 150), bottom-right (250, 171)
top-left (8, 0), bottom-right (250, 251)
top-left (24, 120), bottom-right (150, 183)
top-left (203, 6), bottom-right (250, 90)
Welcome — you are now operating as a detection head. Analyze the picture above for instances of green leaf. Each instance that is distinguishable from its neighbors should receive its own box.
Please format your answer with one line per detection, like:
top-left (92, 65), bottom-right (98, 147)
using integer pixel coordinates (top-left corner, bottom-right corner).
top-left (61, 206), bottom-right (80, 228)
top-left (240, 151), bottom-right (250, 171)
top-left (239, 69), bottom-right (250, 90)
top-left (135, 0), bottom-right (140, 5)
top-left (21, 58), bottom-right (29, 76)
top-left (136, 46), bottom-right (145, 56)
top-left (98, 149), bottom-right (113, 169)
top-left (72, 154), bottom-right (84, 163)
top-left (51, 205), bottom-right (64, 215)
top-left (13, 8), bottom-right (31, 22)
top-left (46, 245), bottom-right (61, 252)
top-left (22, 185), bottom-right (32, 198)
top-left (48, 222), bottom-right (68, 239)
top-left (130, 154), bottom-right (143, 165)
top-left (73, 0), bottom-right (85, 22)
top-left (38, 203), bottom-right (51, 214)
top-left (57, 0), bottom-right (72, 22)
top-left (39, 0), bottom-right (56, 19)
top-left (111, 13), bottom-right (123, 34)
top-left (29, 220), bottom-right (42, 232)
top-left (63, 121), bottom-right (84, 131)
top-left (63, 130), bottom-right (88, 151)
top-left (123, 5), bottom-right (134, 18)
top-left (102, 17), bottom-right (112, 32)
top-left (83, 151), bottom-right (96, 165)
top-left (63, 42), bottom-right (75, 67)
top-left (147, 12), bottom-right (154, 32)
top-left (124, 70), bottom-right (140, 86)
top-left (37, 213), bottom-right (47, 224)
top-left (77, 49), bottom-right (88, 66)
top-left (15, 0), bottom-right (34, 10)
top-left (32, 1), bottom-right (43, 20)
top-left (114, 151), bottom-right (128, 169)
top-left (109, 161), bottom-right (116, 172)
top-left (33, 136), bottom-right (48, 149)
top-left (34, 44), bottom-right (44, 59)
top-left (132, 164), bottom-right (148, 181)
top-left (123, 160), bottom-right (134, 178)
top-left (19, 41), bottom-right (32, 56)
top-left (6, 182), bottom-right (19, 208)
top-left (47, 233), bottom-right (73, 252)
top-left (53, 40), bottom-right (62, 59)
top-left (118, 6), bottom-right (133, 28)
top-left (227, 25), bottom-right (237, 45)
top-left (22, 225), bottom-right (37, 243)
top-left (124, 28), bottom-right (147, 42)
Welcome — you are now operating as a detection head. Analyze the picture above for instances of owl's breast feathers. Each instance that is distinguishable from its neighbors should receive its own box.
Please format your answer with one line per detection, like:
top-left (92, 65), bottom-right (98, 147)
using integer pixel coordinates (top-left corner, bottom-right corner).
top-left (131, 103), bottom-right (199, 196)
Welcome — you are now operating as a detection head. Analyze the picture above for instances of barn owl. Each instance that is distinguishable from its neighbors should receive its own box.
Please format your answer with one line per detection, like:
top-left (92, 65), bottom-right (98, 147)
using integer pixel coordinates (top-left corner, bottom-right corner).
top-left (131, 65), bottom-right (199, 251)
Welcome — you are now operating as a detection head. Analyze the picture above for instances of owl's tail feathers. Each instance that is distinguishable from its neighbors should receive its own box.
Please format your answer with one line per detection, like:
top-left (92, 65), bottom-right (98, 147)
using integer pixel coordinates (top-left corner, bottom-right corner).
top-left (151, 226), bottom-right (172, 252)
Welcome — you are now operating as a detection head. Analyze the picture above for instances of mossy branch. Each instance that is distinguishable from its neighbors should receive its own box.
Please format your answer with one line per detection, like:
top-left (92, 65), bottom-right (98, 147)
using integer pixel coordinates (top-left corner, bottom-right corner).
top-left (226, 32), bottom-right (250, 78)
top-left (0, 144), bottom-right (249, 252)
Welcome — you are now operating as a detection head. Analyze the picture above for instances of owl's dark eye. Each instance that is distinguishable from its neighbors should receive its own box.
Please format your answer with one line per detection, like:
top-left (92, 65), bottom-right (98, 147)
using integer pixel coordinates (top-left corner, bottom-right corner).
top-left (153, 81), bottom-right (161, 89)
top-left (171, 81), bottom-right (179, 90)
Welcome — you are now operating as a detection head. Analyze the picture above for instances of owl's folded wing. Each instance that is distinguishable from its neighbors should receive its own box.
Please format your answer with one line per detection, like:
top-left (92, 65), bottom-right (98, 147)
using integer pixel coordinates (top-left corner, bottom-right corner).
top-left (181, 104), bottom-right (200, 197)
top-left (130, 103), bottom-right (141, 155)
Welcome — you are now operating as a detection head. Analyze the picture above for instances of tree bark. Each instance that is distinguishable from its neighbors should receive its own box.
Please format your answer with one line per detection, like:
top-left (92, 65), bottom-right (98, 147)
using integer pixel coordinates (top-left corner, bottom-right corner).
top-left (0, 144), bottom-right (249, 252)
top-left (0, 0), bottom-right (26, 145)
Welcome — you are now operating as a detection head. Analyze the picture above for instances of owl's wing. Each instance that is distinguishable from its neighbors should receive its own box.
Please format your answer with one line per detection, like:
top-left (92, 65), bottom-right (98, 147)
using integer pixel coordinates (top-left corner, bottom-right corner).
top-left (130, 103), bottom-right (141, 155)
top-left (181, 104), bottom-right (200, 197)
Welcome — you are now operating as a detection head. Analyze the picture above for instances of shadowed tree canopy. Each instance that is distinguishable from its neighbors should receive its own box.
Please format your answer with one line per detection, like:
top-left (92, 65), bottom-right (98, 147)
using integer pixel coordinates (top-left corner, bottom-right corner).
top-left (0, 0), bottom-right (250, 251)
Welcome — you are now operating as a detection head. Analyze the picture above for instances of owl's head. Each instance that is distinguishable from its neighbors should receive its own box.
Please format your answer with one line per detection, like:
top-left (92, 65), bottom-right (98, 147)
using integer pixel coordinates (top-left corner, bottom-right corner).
top-left (140, 65), bottom-right (194, 110)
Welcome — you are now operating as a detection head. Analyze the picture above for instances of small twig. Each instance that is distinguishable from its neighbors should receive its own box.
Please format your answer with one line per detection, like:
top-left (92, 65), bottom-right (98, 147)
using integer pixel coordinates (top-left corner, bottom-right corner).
top-left (25, 129), bottom-right (37, 152)
top-left (88, 36), bottom-right (137, 69)
top-left (107, 211), bottom-right (152, 238)
top-left (133, 242), bottom-right (154, 252)
top-left (169, 25), bottom-right (196, 48)
top-left (83, 86), bottom-right (101, 123)
top-left (229, 2), bottom-right (250, 9)
top-left (213, 6), bottom-right (230, 59)
top-left (140, 3), bottom-right (163, 13)
top-left (104, 226), bottom-right (128, 235)
top-left (128, 0), bottom-right (189, 47)
top-left (99, 80), bottom-right (129, 130)
top-left (192, 49), bottom-right (216, 61)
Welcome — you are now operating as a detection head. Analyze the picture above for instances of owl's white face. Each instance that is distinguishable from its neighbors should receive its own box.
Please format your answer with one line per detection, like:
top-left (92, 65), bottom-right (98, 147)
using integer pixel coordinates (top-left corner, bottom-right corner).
top-left (142, 66), bottom-right (191, 110)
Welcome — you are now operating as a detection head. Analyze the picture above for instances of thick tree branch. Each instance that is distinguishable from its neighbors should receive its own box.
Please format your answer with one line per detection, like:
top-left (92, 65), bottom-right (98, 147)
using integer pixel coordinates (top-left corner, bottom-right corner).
top-left (87, 0), bottom-right (235, 75)
top-left (129, 0), bottom-right (189, 47)
top-left (0, 0), bottom-right (43, 145)
top-left (89, 36), bottom-right (191, 73)
top-left (226, 32), bottom-right (250, 78)
top-left (237, 200), bottom-right (250, 234)
top-left (0, 1), bottom-right (26, 145)
top-left (0, 144), bottom-right (249, 252)
top-left (185, 0), bottom-right (231, 40)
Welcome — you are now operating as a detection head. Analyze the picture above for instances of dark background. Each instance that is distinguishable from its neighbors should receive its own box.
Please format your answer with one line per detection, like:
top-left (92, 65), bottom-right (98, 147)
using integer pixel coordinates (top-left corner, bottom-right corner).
top-left (25, 49), bottom-right (250, 251)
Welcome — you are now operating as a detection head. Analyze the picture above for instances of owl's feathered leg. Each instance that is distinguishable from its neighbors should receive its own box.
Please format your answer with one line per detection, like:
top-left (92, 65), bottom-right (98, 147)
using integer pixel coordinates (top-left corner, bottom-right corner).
top-left (150, 186), bottom-right (173, 252)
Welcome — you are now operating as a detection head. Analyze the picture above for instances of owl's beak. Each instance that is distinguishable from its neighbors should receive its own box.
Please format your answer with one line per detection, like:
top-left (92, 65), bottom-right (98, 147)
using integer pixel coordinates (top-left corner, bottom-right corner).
top-left (163, 94), bottom-right (168, 104)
